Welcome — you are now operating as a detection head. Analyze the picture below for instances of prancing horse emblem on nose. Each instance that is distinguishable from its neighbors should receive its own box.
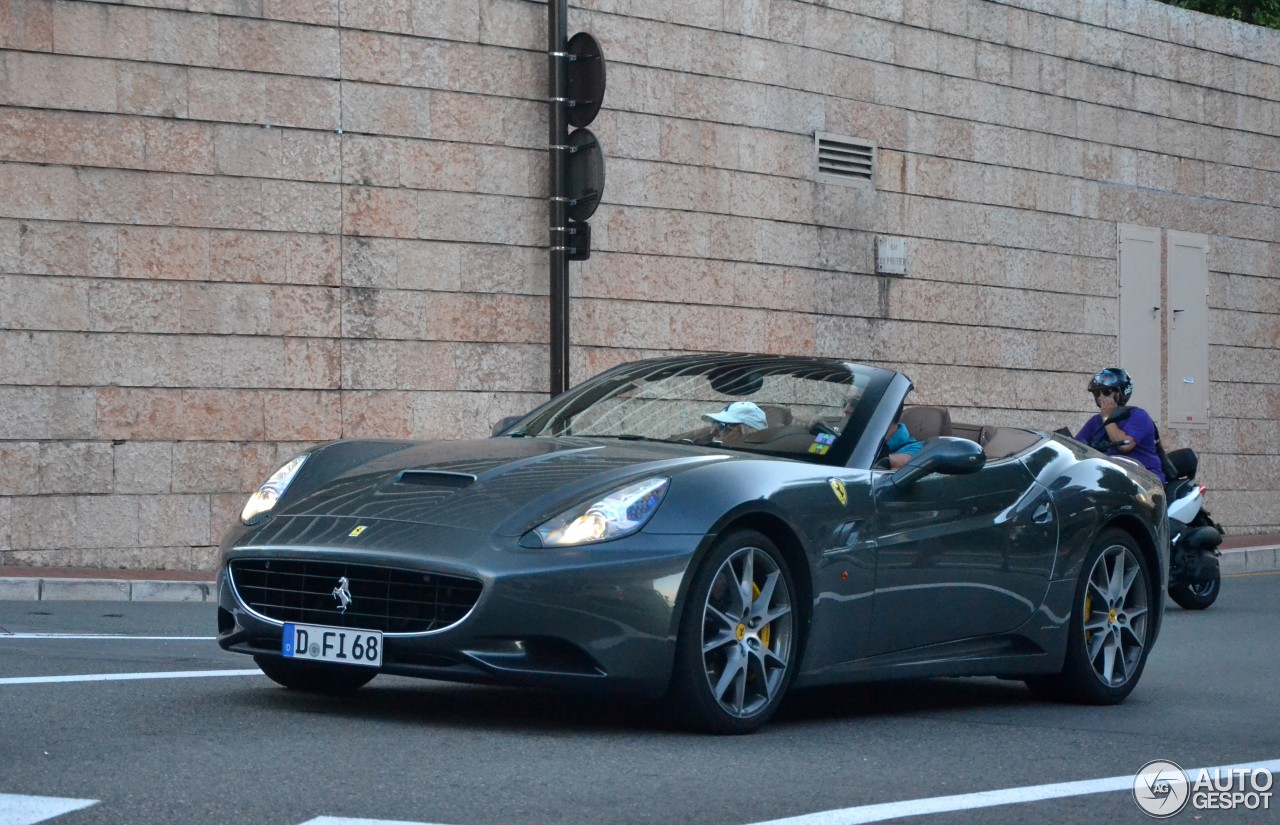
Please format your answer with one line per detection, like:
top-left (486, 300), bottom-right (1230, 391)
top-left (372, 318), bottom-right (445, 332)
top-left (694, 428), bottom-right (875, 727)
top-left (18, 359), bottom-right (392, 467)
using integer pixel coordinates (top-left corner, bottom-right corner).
top-left (331, 576), bottom-right (353, 613)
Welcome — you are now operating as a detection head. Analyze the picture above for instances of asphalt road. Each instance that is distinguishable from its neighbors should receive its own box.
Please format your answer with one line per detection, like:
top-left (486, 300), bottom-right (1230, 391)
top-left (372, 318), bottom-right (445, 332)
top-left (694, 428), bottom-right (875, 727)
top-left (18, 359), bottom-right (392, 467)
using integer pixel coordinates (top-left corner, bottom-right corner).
top-left (2, 573), bottom-right (1278, 825)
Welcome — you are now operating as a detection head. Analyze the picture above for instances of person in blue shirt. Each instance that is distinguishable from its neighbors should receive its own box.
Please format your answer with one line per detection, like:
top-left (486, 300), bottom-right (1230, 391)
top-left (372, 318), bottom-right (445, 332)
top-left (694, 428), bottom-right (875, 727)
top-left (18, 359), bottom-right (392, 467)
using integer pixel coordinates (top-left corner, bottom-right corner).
top-left (884, 420), bottom-right (924, 469)
top-left (1074, 367), bottom-right (1165, 482)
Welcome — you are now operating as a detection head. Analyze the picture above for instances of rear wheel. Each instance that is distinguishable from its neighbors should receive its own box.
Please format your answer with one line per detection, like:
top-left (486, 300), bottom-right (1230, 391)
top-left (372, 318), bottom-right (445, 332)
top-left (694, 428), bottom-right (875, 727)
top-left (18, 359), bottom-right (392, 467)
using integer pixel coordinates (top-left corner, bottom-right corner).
top-left (254, 655), bottom-right (377, 694)
top-left (1169, 567), bottom-right (1220, 610)
top-left (668, 530), bottom-right (799, 734)
top-left (1026, 529), bottom-right (1153, 704)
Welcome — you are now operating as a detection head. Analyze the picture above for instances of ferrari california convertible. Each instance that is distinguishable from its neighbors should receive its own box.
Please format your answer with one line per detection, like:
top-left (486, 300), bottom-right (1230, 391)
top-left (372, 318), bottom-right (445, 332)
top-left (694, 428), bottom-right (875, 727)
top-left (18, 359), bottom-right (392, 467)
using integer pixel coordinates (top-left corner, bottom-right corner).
top-left (217, 354), bottom-right (1168, 733)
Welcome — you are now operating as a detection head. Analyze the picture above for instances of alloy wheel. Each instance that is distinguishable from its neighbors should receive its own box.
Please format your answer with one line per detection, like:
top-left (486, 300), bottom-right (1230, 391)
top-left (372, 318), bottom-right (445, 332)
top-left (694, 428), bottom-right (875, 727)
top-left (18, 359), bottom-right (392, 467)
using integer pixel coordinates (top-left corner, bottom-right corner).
top-left (698, 545), bottom-right (794, 719)
top-left (1081, 543), bottom-right (1149, 688)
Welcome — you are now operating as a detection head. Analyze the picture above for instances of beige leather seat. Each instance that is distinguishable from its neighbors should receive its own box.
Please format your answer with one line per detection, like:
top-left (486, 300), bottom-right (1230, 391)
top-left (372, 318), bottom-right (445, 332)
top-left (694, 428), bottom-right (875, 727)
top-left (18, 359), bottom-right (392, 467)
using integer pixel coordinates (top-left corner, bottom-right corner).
top-left (900, 405), bottom-right (952, 442)
top-left (756, 404), bottom-right (793, 428)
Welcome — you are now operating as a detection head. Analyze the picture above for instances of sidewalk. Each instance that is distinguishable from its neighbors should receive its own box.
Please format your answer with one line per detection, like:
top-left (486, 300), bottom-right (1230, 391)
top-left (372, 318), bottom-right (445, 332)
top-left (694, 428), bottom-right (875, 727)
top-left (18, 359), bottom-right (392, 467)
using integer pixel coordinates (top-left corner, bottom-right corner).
top-left (0, 565), bottom-right (215, 602)
top-left (1217, 532), bottom-right (1280, 575)
top-left (2, 534), bottom-right (1278, 602)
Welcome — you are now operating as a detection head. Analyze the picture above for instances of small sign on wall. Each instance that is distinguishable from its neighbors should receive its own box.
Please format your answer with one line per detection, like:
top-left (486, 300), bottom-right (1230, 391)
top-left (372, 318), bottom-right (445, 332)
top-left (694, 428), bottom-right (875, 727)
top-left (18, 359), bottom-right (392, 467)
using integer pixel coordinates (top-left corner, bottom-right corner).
top-left (876, 236), bottom-right (907, 275)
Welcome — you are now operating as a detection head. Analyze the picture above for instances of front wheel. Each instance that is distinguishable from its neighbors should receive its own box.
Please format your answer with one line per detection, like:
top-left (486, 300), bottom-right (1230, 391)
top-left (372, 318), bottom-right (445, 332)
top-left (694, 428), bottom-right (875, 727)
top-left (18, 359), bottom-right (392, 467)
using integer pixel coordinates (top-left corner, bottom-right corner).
top-left (254, 655), bottom-right (377, 694)
top-left (1026, 529), bottom-right (1154, 704)
top-left (667, 530), bottom-right (799, 734)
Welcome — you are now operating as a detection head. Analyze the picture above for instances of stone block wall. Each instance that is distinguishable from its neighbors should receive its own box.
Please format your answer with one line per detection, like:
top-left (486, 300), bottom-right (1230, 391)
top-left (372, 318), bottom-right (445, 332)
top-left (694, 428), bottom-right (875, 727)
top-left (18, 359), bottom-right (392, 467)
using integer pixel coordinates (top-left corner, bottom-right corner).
top-left (574, 0), bottom-right (1279, 533)
top-left (1, 0), bottom-right (1277, 570)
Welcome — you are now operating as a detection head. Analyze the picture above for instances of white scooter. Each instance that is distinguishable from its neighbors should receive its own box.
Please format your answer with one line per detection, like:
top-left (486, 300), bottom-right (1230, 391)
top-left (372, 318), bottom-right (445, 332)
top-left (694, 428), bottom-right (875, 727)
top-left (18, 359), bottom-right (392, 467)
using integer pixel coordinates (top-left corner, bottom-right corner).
top-left (1163, 448), bottom-right (1224, 610)
top-left (1068, 428), bottom-right (1224, 610)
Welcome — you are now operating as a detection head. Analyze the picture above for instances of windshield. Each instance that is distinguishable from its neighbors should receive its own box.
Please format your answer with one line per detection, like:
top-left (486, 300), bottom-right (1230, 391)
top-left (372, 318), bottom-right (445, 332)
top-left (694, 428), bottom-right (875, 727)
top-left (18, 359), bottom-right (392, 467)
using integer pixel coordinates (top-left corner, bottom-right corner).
top-left (513, 357), bottom-right (887, 464)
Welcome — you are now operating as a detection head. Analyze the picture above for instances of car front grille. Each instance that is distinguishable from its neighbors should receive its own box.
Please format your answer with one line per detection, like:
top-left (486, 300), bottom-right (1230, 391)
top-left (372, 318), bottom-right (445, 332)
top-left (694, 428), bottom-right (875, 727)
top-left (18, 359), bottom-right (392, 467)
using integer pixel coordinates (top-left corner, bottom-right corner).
top-left (228, 559), bottom-right (482, 634)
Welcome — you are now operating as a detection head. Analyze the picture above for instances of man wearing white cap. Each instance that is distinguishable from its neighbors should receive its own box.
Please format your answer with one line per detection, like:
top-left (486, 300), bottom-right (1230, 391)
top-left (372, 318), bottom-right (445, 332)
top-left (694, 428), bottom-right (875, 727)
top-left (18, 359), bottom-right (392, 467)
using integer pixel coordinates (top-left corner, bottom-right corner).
top-left (700, 401), bottom-right (768, 445)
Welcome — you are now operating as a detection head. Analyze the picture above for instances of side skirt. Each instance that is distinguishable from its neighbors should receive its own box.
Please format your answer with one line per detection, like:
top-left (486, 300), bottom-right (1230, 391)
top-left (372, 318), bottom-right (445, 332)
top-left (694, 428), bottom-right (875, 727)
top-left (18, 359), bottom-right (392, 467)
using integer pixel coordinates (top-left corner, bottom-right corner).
top-left (793, 579), bottom-right (1076, 688)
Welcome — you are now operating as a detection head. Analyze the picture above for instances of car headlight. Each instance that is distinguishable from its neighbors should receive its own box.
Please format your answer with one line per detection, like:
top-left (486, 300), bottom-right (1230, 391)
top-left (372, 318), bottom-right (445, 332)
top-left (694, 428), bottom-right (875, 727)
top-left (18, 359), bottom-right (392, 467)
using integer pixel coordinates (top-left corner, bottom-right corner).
top-left (240, 454), bottom-right (309, 525)
top-left (531, 477), bottom-right (670, 547)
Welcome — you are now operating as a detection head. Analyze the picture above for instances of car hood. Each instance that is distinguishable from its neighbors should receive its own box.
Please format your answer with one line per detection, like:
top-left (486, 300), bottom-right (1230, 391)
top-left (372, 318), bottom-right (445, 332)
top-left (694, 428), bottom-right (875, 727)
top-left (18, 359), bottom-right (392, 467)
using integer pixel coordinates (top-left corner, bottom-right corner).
top-left (277, 436), bottom-right (731, 535)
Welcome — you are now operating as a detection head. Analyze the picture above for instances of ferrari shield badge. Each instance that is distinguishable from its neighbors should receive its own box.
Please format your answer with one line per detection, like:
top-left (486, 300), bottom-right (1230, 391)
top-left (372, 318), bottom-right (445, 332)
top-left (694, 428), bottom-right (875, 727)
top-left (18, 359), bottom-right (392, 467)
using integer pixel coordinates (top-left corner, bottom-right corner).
top-left (348, 525), bottom-right (368, 537)
top-left (828, 478), bottom-right (847, 507)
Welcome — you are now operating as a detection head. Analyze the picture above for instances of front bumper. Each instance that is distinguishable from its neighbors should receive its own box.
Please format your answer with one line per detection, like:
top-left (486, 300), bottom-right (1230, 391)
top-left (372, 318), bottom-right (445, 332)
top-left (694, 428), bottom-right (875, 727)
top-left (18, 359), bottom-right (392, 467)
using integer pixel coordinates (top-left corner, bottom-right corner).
top-left (217, 516), bottom-right (699, 699)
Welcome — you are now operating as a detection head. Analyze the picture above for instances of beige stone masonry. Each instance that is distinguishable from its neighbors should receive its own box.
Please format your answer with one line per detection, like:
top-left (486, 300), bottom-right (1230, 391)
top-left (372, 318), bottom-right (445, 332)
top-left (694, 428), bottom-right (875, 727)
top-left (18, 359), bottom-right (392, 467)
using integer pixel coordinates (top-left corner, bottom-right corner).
top-left (2, 0), bottom-right (1278, 573)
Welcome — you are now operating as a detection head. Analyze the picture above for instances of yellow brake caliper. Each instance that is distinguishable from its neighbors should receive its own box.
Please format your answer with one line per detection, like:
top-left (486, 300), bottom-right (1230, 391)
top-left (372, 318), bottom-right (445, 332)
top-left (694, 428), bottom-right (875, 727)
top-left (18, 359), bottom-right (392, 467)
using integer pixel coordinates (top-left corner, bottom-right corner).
top-left (741, 582), bottom-right (771, 684)
top-left (754, 582), bottom-right (771, 648)
top-left (1084, 592), bottom-right (1093, 643)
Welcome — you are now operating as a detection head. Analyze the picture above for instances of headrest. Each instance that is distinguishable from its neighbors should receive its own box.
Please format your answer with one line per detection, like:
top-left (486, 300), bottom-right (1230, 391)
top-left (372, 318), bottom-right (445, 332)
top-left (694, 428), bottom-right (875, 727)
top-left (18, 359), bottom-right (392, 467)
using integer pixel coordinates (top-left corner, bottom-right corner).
top-left (756, 404), bottom-right (793, 427)
top-left (899, 406), bottom-right (952, 442)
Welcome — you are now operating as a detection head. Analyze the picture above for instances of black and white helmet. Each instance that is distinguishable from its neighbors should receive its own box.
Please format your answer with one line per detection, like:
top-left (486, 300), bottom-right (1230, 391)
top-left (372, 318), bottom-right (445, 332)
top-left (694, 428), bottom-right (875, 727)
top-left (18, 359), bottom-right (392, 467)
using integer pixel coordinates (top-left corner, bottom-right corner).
top-left (1088, 367), bottom-right (1133, 405)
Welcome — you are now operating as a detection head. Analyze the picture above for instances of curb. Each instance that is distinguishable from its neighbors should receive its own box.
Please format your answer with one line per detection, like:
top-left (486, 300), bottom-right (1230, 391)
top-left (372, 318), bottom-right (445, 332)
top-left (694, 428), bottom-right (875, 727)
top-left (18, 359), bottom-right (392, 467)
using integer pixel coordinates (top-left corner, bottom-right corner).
top-left (0, 578), bottom-right (214, 603)
top-left (1218, 545), bottom-right (1280, 575)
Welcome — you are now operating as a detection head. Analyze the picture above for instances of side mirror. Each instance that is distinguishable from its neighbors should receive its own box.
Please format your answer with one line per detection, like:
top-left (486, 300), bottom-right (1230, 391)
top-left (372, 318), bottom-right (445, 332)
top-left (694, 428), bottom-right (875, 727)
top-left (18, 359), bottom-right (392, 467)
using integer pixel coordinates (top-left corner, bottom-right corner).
top-left (891, 437), bottom-right (986, 489)
top-left (492, 415), bottom-right (524, 436)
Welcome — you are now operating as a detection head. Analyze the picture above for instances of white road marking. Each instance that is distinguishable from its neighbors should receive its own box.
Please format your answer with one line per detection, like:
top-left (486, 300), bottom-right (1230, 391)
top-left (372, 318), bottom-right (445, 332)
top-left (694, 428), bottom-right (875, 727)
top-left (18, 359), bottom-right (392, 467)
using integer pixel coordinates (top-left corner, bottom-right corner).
top-left (0, 669), bottom-right (261, 686)
top-left (302, 819), bottom-right (456, 825)
top-left (3, 759), bottom-right (1277, 825)
top-left (1, 634), bottom-right (214, 640)
top-left (0, 793), bottom-right (97, 824)
top-left (745, 758), bottom-right (1280, 825)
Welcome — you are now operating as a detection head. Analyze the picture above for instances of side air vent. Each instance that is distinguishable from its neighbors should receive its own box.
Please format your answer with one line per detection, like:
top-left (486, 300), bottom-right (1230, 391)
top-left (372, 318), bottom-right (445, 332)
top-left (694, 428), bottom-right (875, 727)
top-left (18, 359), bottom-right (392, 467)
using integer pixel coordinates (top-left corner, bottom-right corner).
top-left (815, 132), bottom-right (876, 189)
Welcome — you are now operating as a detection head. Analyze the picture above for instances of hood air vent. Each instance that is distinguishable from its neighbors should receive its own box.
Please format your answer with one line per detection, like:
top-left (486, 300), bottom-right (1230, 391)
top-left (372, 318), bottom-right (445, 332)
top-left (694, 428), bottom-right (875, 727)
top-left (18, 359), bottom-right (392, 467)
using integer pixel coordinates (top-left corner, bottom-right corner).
top-left (395, 470), bottom-right (476, 489)
top-left (815, 132), bottom-right (876, 189)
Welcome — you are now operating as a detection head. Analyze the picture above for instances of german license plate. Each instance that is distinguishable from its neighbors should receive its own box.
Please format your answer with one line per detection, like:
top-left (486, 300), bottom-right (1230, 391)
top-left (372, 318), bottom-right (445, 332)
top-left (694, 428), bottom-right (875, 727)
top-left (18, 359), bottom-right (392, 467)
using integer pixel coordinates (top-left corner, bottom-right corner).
top-left (282, 622), bottom-right (382, 668)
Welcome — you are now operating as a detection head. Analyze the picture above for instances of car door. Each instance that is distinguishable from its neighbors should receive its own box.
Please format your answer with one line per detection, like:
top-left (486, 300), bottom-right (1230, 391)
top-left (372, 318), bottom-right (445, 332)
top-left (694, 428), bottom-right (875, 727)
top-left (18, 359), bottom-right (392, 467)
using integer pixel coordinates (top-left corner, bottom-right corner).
top-left (780, 469), bottom-right (879, 671)
top-left (864, 457), bottom-right (1057, 656)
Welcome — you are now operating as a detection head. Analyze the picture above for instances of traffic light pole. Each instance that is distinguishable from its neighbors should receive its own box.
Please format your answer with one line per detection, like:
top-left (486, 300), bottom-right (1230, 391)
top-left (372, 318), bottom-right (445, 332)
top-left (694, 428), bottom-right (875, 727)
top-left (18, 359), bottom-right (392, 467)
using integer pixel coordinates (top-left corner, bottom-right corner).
top-left (548, 0), bottom-right (570, 397)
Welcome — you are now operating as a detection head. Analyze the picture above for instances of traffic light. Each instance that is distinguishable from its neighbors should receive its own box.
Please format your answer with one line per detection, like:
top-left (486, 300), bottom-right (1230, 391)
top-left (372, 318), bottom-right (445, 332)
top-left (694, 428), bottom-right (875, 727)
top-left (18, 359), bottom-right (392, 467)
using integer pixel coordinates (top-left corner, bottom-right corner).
top-left (562, 32), bottom-right (606, 259)
top-left (566, 220), bottom-right (591, 263)
top-left (566, 32), bottom-right (605, 129)
top-left (547, 5), bottom-right (607, 395)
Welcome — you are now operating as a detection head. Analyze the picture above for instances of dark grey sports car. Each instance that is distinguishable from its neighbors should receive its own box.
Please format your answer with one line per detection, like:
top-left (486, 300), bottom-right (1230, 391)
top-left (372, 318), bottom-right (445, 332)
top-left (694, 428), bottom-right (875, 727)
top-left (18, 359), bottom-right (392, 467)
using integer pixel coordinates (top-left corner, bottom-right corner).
top-left (217, 354), bottom-right (1168, 733)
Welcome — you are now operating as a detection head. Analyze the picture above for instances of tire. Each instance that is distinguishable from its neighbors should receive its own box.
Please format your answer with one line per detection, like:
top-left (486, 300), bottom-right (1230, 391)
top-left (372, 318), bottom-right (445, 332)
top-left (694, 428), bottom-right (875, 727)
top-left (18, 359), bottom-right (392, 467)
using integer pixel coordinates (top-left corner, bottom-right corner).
top-left (1026, 529), bottom-right (1154, 705)
top-left (254, 655), bottom-right (377, 694)
top-left (1169, 567), bottom-right (1220, 610)
top-left (667, 529), bottom-right (799, 734)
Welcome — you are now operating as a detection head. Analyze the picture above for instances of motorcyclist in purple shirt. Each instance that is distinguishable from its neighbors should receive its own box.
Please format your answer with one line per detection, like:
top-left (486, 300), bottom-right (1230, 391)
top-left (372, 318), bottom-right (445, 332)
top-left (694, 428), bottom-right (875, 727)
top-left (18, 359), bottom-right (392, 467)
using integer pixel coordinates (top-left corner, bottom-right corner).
top-left (1075, 367), bottom-right (1165, 482)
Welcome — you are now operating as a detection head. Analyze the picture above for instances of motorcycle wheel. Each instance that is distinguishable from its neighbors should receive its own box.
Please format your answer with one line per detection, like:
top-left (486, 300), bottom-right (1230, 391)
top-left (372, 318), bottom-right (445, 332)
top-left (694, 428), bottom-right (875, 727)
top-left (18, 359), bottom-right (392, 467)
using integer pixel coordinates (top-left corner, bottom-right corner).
top-left (1169, 568), bottom-right (1220, 610)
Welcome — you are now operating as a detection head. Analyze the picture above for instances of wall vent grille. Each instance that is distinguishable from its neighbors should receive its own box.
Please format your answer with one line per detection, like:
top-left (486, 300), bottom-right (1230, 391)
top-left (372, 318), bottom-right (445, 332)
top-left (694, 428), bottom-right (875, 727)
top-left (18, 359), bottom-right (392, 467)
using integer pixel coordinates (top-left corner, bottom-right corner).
top-left (815, 132), bottom-right (876, 188)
